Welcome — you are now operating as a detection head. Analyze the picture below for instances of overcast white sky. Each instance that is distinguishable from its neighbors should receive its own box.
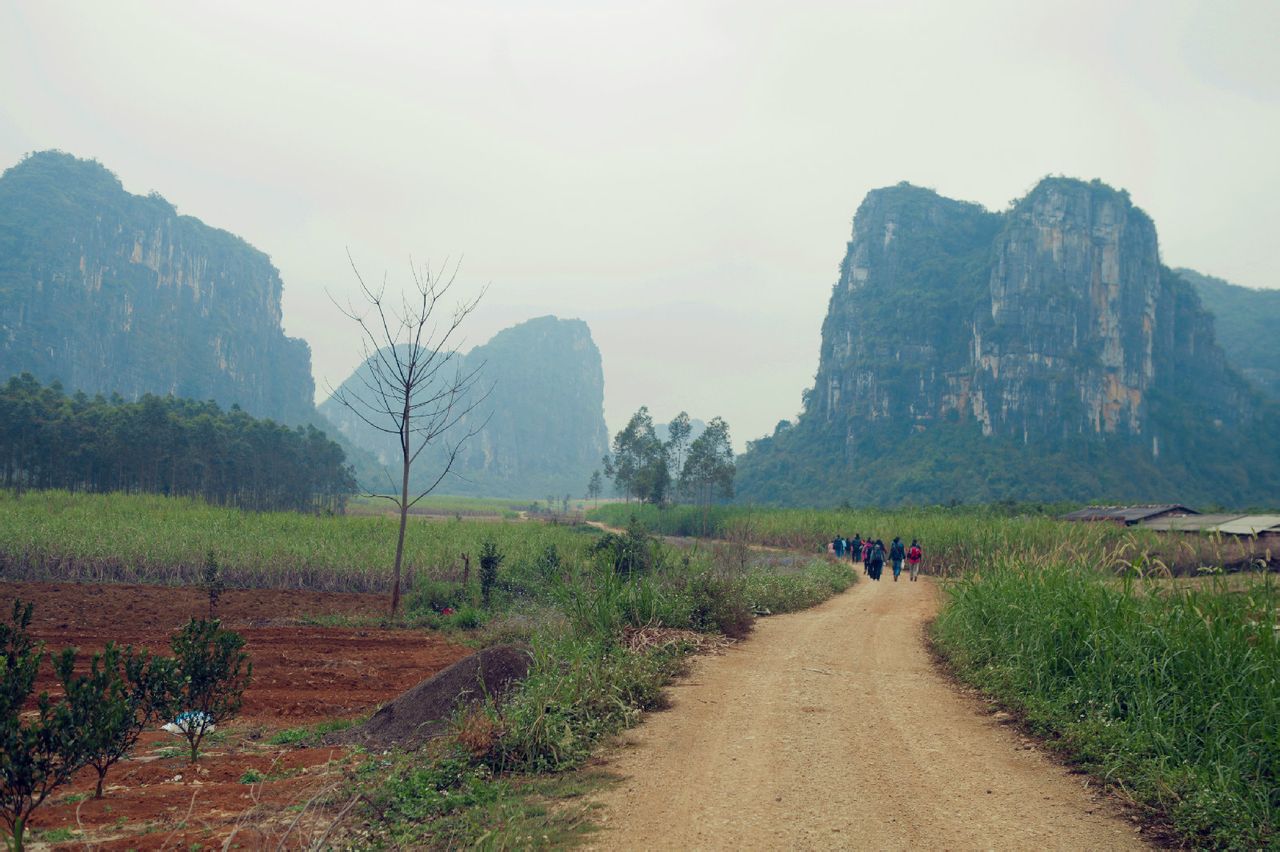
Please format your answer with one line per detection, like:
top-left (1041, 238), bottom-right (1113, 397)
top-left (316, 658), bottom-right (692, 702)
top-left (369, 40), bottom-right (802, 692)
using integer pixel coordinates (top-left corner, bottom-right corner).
top-left (2, 1), bottom-right (1277, 448)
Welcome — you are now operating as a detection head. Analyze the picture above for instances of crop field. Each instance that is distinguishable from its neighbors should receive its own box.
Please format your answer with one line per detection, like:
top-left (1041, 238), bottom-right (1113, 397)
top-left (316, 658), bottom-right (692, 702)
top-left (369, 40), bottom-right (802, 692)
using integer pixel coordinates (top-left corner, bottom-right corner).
top-left (0, 490), bottom-right (601, 592)
top-left (2, 490), bottom-right (860, 847)
top-left (345, 493), bottom-right (529, 519)
top-left (591, 502), bottom-right (1277, 575)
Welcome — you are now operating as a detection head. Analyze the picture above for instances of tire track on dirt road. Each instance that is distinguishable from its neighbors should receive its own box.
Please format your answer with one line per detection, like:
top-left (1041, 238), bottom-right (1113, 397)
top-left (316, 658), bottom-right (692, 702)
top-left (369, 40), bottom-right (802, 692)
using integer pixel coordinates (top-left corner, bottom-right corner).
top-left (586, 575), bottom-right (1146, 850)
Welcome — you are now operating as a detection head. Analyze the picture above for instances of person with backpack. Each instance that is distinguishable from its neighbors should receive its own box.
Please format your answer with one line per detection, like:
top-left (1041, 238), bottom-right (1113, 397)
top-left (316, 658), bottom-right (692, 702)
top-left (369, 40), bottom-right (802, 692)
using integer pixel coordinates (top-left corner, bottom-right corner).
top-left (862, 538), bottom-right (874, 575)
top-left (851, 534), bottom-right (863, 567)
top-left (907, 539), bottom-right (923, 582)
top-left (867, 539), bottom-right (885, 581)
top-left (889, 536), bottom-right (906, 582)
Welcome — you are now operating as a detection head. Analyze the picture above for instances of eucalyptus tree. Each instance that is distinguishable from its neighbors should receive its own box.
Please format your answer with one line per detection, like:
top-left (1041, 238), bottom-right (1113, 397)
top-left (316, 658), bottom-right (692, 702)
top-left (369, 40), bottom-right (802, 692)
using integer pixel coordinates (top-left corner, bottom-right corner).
top-left (680, 417), bottom-right (735, 532)
top-left (603, 406), bottom-right (669, 505)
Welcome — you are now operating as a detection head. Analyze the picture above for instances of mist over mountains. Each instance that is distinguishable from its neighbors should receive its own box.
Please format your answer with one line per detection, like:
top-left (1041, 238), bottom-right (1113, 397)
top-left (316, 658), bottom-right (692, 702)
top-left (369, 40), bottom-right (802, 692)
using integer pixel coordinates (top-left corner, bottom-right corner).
top-left (320, 316), bottom-right (608, 499)
top-left (1, 151), bottom-right (1276, 506)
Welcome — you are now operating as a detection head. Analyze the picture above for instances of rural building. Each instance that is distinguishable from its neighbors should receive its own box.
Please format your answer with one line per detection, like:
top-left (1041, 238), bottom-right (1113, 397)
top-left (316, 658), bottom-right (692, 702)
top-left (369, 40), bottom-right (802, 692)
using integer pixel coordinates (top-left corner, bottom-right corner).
top-left (1138, 514), bottom-right (1280, 540)
top-left (1138, 514), bottom-right (1243, 533)
top-left (1060, 505), bottom-right (1199, 526)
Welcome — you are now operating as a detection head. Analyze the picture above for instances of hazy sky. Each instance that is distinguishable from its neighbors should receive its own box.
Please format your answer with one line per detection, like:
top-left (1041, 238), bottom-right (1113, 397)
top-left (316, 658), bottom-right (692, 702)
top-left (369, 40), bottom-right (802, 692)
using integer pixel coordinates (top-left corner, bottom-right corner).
top-left (2, 1), bottom-right (1277, 448)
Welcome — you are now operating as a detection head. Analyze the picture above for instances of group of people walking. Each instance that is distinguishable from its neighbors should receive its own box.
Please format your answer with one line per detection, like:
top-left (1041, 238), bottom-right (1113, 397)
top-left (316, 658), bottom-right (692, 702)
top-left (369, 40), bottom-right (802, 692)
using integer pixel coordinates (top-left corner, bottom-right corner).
top-left (829, 534), bottom-right (923, 582)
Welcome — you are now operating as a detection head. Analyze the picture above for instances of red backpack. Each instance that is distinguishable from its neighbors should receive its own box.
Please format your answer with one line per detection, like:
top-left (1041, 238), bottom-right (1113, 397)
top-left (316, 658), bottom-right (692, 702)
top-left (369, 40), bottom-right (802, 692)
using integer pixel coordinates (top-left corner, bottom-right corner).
top-left (908, 545), bottom-right (922, 562)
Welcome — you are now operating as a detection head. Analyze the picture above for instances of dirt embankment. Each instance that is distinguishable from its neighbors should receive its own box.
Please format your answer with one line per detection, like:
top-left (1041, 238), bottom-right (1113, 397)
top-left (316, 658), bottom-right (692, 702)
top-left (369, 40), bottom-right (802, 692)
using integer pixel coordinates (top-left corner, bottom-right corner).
top-left (586, 577), bottom-right (1146, 850)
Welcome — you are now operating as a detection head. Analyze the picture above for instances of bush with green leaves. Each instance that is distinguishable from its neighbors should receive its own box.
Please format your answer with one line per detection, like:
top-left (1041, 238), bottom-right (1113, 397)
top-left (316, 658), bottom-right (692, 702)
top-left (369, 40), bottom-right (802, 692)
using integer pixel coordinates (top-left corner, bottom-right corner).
top-left (589, 518), bottom-right (661, 576)
top-left (168, 618), bottom-right (252, 763)
top-left (1, 601), bottom-right (86, 852)
top-left (56, 643), bottom-right (176, 798)
top-left (407, 578), bottom-right (467, 615)
top-left (681, 571), bottom-right (753, 638)
top-left (471, 635), bottom-right (681, 773)
top-left (478, 538), bottom-right (504, 608)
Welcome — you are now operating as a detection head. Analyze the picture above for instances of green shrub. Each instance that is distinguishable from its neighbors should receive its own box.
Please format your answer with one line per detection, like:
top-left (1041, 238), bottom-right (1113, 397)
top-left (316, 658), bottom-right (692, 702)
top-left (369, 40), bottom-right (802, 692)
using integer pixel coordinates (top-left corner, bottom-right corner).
top-left (169, 619), bottom-right (253, 763)
top-left (407, 579), bottom-right (466, 615)
top-left (590, 518), bottom-right (661, 576)
top-left (1, 601), bottom-right (87, 851)
top-left (445, 606), bottom-right (485, 630)
top-left (57, 642), bottom-right (176, 798)
top-left (473, 637), bottom-right (681, 773)
top-left (479, 539), bottom-right (504, 608)
top-left (683, 571), bottom-right (753, 638)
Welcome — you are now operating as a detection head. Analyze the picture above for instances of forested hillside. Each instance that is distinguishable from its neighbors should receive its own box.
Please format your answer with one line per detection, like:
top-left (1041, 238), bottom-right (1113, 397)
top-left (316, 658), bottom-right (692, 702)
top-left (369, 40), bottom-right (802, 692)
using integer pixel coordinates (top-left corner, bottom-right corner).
top-left (1178, 267), bottom-right (1280, 399)
top-left (0, 373), bottom-right (354, 511)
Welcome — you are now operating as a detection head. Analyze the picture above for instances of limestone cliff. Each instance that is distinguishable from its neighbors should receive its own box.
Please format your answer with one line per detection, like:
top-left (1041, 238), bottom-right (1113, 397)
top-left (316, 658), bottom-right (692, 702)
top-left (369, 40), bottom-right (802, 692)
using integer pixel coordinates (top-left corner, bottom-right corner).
top-left (738, 178), bottom-right (1278, 507)
top-left (320, 316), bottom-right (609, 498)
top-left (0, 151), bottom-right (315, 425)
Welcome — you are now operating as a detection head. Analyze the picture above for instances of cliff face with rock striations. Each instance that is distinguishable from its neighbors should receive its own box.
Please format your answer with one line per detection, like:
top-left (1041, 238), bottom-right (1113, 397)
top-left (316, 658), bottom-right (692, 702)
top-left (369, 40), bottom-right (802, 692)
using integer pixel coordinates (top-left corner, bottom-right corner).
top-left (739, 178), bottom-right (1278, 507)
top-left (0, 151), bottom-right (315, 425)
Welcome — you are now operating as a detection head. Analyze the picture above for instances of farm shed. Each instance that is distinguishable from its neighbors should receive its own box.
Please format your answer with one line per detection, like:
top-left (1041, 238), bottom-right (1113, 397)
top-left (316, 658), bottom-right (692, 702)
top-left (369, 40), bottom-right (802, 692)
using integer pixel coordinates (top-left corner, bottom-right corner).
top-left (1060, 505), bottom-right (1199, 526)
top-left (1138, 514), bottom-right (1244, 533)
top-left (1213, 515), bottom-right (1280, 539)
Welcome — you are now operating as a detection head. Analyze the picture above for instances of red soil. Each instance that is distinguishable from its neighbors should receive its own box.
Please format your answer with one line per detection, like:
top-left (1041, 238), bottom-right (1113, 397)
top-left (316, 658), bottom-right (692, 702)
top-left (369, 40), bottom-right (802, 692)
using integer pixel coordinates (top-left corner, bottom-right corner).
top-left (1, 580), bottom-right (475, 849)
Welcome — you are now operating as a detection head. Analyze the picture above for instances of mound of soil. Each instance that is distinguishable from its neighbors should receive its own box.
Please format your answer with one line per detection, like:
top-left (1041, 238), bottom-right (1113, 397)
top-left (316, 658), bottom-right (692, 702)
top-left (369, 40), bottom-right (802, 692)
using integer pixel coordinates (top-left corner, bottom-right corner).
top-left (339, 644), bottom-right (533, 749)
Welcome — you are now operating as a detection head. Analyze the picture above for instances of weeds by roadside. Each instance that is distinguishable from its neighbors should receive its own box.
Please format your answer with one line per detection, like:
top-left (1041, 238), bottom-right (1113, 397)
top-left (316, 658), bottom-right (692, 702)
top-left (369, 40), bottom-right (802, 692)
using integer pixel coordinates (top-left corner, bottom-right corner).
top-left (933, 563), bottom-right (1278, 849)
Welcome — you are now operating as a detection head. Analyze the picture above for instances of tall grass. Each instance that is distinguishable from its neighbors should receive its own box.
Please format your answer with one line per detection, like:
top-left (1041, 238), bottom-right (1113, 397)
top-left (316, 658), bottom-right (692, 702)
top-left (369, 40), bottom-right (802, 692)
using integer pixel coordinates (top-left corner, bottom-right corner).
top-left (934, 562), bottom-right (1279, 848)
top-left (0, 490), bottom-right (597, 592)
top-left (593, 503), bottom-right (1276, 575)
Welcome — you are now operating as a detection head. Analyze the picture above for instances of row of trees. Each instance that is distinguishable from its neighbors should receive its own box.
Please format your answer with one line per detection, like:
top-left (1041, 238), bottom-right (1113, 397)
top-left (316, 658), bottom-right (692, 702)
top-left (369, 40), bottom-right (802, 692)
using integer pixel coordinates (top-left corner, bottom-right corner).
top-left (600, 408), bottom-right (735, 507)
top-left (0, 373), bottom-right (356, 512)
top-left (2, 600), bottom-right (251, 850)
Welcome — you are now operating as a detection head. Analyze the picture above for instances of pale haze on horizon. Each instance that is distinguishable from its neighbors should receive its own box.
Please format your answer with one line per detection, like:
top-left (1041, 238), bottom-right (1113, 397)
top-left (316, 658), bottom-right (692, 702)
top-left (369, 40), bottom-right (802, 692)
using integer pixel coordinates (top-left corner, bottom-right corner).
top-left (1, 0), bottom-right (1277, 452)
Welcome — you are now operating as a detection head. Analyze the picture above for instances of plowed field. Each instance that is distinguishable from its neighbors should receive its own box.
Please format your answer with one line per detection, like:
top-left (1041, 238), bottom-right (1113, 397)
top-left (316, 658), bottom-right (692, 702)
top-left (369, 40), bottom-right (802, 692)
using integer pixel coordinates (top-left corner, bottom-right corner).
top-left (2, 581), bottom-right (473, 849)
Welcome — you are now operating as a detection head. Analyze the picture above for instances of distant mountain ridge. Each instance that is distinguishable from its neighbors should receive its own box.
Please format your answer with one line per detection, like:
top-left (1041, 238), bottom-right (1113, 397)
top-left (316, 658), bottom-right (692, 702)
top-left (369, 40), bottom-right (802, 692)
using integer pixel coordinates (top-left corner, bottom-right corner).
top-left (0, 150), bottom-right (315, 425)
top-left (321, 315), bottom-right (609, 499)
top-left (737, 177), bottom-right (1280, 507)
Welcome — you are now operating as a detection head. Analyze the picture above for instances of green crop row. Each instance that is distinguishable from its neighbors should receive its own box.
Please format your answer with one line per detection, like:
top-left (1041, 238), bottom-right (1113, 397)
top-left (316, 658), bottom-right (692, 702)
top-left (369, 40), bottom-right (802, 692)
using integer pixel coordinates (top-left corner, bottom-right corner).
top-left (0, 490), bottom-right (597, 592)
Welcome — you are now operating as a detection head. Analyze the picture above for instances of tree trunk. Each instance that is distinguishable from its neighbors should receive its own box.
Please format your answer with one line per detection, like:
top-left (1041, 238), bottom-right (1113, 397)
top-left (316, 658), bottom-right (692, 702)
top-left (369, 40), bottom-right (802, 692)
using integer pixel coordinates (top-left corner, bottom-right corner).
top-left (391, 425), bottom-right (411, 617)
top-left (95, 766), bottom-right (107, 798)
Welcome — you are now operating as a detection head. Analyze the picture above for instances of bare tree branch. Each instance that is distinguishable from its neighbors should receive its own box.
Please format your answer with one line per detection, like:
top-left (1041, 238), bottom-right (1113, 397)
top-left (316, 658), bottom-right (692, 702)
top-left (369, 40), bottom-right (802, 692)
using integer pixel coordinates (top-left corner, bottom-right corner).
top-left (327, 253), bottom-right (490, 615)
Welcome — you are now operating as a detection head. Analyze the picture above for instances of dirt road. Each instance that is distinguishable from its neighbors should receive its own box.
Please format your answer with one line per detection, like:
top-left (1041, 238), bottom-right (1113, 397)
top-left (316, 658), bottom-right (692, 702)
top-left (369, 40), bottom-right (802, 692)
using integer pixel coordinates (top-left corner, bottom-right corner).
top-left (587, 575), bottom-right (1145, 850)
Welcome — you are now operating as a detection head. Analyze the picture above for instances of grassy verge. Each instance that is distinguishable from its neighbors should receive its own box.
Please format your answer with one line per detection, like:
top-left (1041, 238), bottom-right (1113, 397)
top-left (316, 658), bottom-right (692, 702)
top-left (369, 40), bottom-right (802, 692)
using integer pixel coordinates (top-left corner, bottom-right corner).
top-left (333, 528), bottom-right (855, 847)
top-left (932, 562), bottom-right (1278, 848)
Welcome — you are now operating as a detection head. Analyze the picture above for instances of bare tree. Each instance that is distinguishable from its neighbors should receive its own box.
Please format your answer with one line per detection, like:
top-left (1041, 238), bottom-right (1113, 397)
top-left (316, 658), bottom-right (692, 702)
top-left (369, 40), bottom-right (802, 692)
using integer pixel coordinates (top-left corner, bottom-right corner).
top-left (330, 256), bottom-right (489, 615)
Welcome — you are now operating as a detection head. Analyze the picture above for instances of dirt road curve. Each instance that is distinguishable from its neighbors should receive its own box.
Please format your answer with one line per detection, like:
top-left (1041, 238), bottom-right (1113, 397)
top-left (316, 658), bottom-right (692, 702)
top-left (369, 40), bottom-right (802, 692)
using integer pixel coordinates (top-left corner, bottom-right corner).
top-left (587, 576), bottom-right (1145, 850)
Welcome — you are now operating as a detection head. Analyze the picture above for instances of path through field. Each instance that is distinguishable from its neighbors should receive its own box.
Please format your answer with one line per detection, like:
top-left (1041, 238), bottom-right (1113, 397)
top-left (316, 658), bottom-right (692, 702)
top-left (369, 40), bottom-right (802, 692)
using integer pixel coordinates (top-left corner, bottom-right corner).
top-left (587, 574), bottom-right (1146, 850)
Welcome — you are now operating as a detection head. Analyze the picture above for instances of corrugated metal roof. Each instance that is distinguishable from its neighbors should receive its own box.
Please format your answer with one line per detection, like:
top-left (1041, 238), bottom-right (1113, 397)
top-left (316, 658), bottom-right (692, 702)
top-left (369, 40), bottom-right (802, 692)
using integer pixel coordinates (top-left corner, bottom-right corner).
top-left (1138, 514), bottom-right (1244, 532)
top-left (1061, 505), bottom-right (1197, 523)
top-left (1214, 515), bottom-right (1280, 536)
